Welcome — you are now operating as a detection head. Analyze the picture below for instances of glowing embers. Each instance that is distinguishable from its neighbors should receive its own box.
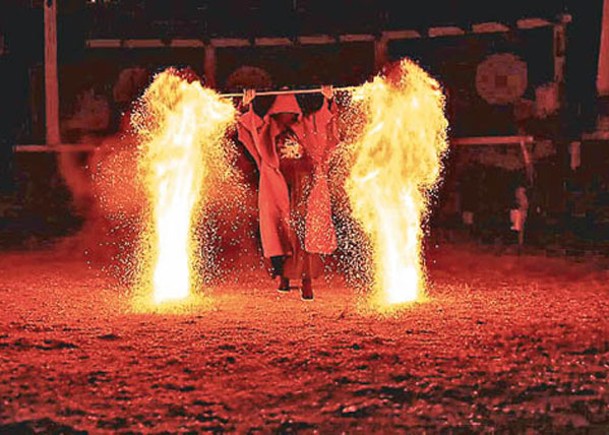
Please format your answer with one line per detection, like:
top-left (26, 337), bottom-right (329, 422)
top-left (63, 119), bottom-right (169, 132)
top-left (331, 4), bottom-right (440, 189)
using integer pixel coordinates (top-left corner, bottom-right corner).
top-left (133, 69), bottom-right (236, 306)
top-left (346, 59), bottom-right (448, 307)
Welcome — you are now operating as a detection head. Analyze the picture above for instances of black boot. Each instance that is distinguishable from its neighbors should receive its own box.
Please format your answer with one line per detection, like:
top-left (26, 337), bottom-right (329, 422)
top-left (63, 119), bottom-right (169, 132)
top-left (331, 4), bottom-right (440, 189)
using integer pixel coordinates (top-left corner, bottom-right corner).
top-left (270, 255), bottom-right (285, 278)
top-left (301, 278), bottom-right (313, 301)
top-left (277, 276), bottom-right (290, 292)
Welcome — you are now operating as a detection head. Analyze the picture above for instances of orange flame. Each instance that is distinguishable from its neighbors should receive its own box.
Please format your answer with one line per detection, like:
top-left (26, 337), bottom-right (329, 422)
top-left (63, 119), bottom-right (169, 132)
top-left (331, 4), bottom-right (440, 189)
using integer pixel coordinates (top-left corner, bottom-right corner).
top-left (133, 69), bottom-right (236, 305)
top-left (346, 59), bottom-right (448, 307)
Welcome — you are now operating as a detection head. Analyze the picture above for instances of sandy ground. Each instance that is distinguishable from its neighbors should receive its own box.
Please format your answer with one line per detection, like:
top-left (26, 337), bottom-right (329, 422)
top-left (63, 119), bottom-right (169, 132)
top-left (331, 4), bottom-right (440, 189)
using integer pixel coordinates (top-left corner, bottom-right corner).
top-left (0, 244), bottom-right (608, 434)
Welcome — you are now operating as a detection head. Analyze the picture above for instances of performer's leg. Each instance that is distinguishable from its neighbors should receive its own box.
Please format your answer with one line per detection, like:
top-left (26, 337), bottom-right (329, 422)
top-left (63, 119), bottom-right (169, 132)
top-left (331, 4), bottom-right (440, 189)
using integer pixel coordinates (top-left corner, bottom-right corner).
top-left (300, 252), bottom-right (314, 301)
top-left (278, 276), bottom-right (290, 292)
top-left (271, 255), bottom-right (290, 292)
top-left (270, 255), bottom-right (285, 278)
top-left (301, 277), bottom-right (313, 301)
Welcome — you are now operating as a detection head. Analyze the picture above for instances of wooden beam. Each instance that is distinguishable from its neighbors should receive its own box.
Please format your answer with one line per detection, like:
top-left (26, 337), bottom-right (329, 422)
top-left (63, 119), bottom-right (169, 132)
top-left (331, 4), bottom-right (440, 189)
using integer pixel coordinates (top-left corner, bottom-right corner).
top-left (339, 34), bottom-right (375, 43)
top-left (428, 26), bottom-right (465, 38)
top-left (582, 130), bottom-right (609, 140)
top-left (211, 37), bottom-right (250, 48)
top-left (254, 37), bottom-right (292, 47)
top-left (123, 39), bottom-right (165, 48)
top-left (14, 144), bottom-right (97, 153)
top-left (298, 35), bottom-right (336, 45)
top-left (451, 136), bottom-right (534, 146)
top-left (170, 39), bottom-right (205, 47)
top-left (382, 30), bottom-right (422, 40)
top-left (472, 22), bottom-right (510, 34)
top-left (87, 38), bottom-right (205, 48)
top-left (84, 17), bottom-right (568, 51)
top-left (86, 39), bottom-right (121, 48)
top-left (44, 0), bottom-right (60, 146)
top-left (88, 38), bottom-right (254, 49)
top-left (516, 18), bottom-right (552, 30)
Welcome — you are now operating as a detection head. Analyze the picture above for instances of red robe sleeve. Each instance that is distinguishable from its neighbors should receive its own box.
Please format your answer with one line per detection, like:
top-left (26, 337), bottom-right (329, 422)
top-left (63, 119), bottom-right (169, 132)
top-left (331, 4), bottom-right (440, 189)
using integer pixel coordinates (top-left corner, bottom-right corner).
top-left (303, 98), bottom-right (338, 255)
top-left (236, 105), bottom-right (263, 168)
top-left (304, 98), bottom-right (339, 164)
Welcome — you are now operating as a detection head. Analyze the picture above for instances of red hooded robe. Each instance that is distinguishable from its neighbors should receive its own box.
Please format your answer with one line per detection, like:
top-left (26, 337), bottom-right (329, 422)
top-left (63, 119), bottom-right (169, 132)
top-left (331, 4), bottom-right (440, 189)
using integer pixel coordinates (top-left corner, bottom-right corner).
top-left (237, 93), bottom-right (338, 262)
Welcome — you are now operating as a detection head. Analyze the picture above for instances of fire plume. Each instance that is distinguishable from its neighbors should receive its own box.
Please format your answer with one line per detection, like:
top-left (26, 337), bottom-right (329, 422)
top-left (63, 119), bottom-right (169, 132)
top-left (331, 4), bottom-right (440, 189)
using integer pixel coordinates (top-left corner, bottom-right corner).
top-left (134, 69), bottom-right (236, 305)
top-left (346, 59), bottom-right (448, 307)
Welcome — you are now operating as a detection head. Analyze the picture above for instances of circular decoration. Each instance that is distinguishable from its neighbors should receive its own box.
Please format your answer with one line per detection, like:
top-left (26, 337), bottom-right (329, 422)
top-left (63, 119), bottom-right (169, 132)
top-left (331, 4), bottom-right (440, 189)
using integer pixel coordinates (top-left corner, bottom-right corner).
top-left (225, 65), bottom-right (273, 92)
top-left (476, 53), bottom-right (527, 105)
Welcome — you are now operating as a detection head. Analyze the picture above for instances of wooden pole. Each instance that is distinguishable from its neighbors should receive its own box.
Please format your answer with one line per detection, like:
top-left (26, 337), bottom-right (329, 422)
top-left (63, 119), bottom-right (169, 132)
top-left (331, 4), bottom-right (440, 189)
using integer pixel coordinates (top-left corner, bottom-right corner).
top-left (221, 86), bottom-right (358, 98)
top-left (14, 134), bottom-right (535, 154)
top-left (598, 0), bottom-right (609, 96)
top-left (553, 16), bottom-right (569, 90)
top-left (44, 0), bottom-right (60, 145)
top-left (204, 44), bottom-right (216, 89)
top-left (374, 35), bottom-right (389, 73)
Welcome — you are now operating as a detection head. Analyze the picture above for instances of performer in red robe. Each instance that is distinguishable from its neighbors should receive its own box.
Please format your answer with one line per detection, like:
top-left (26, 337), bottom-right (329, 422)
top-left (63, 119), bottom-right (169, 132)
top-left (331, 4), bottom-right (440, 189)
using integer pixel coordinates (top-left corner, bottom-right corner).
top-left (237, 87), bottom-right (338, 300)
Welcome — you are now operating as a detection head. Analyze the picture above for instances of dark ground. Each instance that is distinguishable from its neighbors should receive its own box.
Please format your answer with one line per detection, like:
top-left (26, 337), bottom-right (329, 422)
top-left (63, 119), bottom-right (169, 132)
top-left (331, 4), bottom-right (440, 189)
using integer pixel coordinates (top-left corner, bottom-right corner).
top-left (0, 244), bottom-right (608, 434)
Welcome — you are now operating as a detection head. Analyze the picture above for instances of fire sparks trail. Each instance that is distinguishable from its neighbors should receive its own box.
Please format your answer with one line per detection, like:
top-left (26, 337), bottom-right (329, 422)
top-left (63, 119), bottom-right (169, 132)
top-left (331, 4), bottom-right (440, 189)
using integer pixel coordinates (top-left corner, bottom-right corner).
top-left (133, 69), bottom-right (236, 305)
top-left (346, 59), bottom-right (448, 307)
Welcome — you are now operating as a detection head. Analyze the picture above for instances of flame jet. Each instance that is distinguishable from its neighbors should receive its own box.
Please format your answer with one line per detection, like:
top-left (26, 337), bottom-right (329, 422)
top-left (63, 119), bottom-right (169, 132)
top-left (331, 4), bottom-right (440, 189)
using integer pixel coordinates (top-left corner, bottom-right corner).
top-left (134, 69), bottom-right (236, 304)
top-left (346, 59), bottom-right (449, 307)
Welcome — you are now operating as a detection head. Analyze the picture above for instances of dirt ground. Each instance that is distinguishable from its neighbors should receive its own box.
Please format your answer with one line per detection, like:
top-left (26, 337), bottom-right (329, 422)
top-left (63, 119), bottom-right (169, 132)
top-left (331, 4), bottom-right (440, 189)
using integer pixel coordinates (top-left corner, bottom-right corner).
top-left (0, 244), bottom-right (608, 434)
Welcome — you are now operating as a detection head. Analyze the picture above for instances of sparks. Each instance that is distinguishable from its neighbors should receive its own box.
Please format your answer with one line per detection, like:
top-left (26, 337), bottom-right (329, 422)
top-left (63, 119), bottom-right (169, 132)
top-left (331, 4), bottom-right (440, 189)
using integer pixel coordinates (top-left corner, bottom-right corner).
top-left (346, 59), bottom-right (448, 307)
top-left (133, 69), bottom-right (236, 305)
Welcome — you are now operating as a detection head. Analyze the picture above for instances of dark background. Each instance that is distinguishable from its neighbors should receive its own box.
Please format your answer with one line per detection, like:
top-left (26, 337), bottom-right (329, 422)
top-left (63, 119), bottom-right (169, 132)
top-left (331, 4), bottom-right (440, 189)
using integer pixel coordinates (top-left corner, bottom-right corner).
top-left (0, 0), bottom-right (607, 254)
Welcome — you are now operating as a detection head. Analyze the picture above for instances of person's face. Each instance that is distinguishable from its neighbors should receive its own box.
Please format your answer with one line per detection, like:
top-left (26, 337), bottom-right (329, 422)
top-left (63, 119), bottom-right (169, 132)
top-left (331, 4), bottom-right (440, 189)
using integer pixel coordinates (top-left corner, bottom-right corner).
top-left (274, 113), bottom-right (298, 128)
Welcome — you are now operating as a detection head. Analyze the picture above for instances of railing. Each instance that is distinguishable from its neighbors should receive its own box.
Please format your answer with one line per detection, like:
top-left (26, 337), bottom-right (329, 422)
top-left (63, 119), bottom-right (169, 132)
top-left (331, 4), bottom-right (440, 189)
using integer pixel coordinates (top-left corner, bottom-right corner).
top-left (77, 0), bottom-right (568, 40)
top-left (13, 135), bottom-right (536, 153)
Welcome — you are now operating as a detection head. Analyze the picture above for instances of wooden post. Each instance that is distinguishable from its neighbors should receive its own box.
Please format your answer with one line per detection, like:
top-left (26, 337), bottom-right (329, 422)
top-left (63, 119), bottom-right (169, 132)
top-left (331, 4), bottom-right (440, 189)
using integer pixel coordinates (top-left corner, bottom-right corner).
top-left (519, 138), bottom-right (533, 185)
top-left (598, 0), bottom-right (609, 96)
top-left (374, 34), bottom-right (389, 73)
top-left (553, 18), bottom-right (568, 87)
top-left (44, 0), bottom-right (60, 145)
top-left (204, 44), bottom-right (216, 89)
